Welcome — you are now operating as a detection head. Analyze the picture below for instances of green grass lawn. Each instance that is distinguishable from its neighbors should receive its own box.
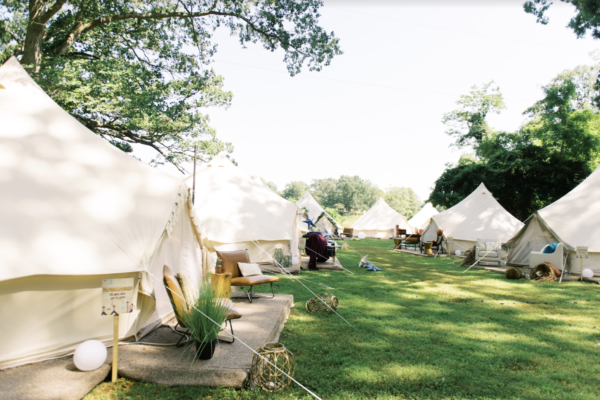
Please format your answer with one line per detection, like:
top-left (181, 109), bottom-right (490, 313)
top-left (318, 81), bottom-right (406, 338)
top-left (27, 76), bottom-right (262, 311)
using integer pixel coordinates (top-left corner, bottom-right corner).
top-left (86, 239), bottom-right (600, 400)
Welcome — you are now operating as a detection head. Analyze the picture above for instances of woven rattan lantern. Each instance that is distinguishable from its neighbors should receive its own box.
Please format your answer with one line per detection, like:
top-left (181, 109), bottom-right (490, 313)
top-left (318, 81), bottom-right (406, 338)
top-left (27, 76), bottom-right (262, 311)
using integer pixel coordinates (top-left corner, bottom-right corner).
top-left (305, 292), bottom-right (339, 313)
top-left (248, 342), bottom-right (295, 392)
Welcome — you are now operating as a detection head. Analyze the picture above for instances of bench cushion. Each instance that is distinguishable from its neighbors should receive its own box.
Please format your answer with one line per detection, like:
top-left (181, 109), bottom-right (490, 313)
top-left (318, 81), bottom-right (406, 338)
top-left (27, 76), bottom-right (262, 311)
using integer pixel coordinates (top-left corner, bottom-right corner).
top-left (231, 275), bottom-right (279, 287)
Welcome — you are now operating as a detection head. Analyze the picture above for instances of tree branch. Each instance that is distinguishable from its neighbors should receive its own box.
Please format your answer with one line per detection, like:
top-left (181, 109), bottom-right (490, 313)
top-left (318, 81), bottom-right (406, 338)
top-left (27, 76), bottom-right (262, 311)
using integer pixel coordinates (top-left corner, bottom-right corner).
top-left (38, 0), bottom-right (69, 24)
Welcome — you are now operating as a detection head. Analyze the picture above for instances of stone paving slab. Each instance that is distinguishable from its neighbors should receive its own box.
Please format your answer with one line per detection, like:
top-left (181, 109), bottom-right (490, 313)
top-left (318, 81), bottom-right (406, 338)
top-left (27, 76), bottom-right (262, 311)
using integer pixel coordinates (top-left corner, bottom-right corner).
top-left (259, 263), bottom-right (300, 275)
top-left (300, 256), bottom-right (344, 271)
top-left (0, 358), bottom-right (110, 400)
top-left (116, 293), bottom-right (294, 388)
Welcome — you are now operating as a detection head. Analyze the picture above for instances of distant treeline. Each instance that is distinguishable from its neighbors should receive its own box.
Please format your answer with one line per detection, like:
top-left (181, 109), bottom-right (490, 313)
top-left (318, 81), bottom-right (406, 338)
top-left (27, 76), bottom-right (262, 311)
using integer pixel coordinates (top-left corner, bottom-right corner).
top-left (257, 176), bottom-right (422, 222)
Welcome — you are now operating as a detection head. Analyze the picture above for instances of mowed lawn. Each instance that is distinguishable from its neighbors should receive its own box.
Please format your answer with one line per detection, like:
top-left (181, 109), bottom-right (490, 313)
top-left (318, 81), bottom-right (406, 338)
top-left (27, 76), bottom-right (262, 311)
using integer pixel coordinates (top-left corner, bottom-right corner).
top-left (87, 239), bottom-right (600, 400)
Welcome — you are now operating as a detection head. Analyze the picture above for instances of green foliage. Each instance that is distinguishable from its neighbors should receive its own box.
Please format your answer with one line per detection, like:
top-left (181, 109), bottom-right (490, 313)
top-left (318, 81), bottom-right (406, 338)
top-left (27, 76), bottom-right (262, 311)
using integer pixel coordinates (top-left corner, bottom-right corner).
top-left (0, 0), bottom-right (341, 171)
top-left (180, 282), bottom-right (229, 345)
top-left (310, 178), bottom-right (341, 211)
top-left (430, 68), bottom-right (600, 221)
top-left (309, 176), bottom-right (383, 214)
top-left (524, 0), bottom-right (600, 39)
top-left (442, 81), bottom-right (505, 152)
top-left (382, 186), bottom-right (422, 219)
top-left (429, 131), bottom-right (592, 221)
top-left (87, 239), bottom-right (600, 400)
top-left (324, 207), bottom-right (342, 222)
top-left (280, 181), bottom-right (309, 202)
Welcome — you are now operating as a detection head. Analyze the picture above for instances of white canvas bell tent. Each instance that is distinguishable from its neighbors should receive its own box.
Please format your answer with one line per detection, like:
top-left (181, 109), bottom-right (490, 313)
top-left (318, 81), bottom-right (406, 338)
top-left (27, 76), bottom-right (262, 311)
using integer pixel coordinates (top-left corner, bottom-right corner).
top-left (185, 153), bottom-right (300, 264)
top-left (423, 183), bottom-right (524, 252)
top-left (506, 164), bottom-right (600, 275)
top-left (297, 191), bottom-right (343, 235)
top-left (351, 198), bottom-right (412, 238)
top-left (0, 57), bottom-right (208, 368)
top-left (408, 203), bottom-right (439, 231)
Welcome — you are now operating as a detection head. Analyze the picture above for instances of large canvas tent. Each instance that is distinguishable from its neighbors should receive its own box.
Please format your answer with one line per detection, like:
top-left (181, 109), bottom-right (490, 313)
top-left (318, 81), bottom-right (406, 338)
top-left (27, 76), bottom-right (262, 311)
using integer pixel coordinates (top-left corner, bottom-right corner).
top-left (185, 153), bottom-right (300, 264)
top-left (351, 198), bottom-right (412, 238)
top-left (423, 183), bottom-right (523, 252)
top-left (0, 57), bottom-right (208, 368)
top-left (408, 203), bottom-right (439, 231)
top-left (297, 191), bottom-right (343, 235)
top-left (506, 164), bottom-right (600, 275)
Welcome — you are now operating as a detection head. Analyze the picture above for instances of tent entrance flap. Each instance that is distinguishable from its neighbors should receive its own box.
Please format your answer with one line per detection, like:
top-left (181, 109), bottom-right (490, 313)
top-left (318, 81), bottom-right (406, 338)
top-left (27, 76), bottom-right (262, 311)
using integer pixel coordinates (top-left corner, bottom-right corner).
top-left (505, 213), bottom-right (572, 271)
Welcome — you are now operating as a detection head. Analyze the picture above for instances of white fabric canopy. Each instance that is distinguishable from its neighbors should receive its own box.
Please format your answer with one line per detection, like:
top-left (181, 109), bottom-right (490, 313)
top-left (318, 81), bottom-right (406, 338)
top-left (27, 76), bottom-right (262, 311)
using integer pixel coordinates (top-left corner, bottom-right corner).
top-left (423, 183), bottom-right (523, 251)
top-left (297, 191), bottom-right (342, 234)
top-left (185, 153), bottom-right (300, 262)
top-left (0, 57), bottom-right (206, 367)
top-left (506, 164), bottom-right (600, 275)
top-left (351, 198), bottom-right (412, 238)
top-left (408, 203), bottom-right (439, 230)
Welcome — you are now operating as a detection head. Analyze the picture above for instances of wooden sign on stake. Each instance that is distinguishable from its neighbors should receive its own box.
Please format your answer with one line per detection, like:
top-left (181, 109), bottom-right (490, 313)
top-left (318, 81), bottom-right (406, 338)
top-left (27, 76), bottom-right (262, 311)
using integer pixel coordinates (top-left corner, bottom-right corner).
top-left (576, 246), bottom-right (589, 281)
top-left (101, 278), bottom-right (135, 382)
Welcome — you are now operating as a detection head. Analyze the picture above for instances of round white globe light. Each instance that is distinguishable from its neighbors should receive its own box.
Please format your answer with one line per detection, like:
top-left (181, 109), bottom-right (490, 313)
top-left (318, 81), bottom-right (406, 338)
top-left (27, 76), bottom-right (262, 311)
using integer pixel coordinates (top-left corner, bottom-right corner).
top-left (358, 232), bottom-right (366, 239)
top-left (455, 250), bottom-right (462, 256)
top-left (73, 340), bottom-right (107, 371)
top-left (583, 269), bottom-right (594, 279)
top-left (291, 256), bottom-right (300, 266)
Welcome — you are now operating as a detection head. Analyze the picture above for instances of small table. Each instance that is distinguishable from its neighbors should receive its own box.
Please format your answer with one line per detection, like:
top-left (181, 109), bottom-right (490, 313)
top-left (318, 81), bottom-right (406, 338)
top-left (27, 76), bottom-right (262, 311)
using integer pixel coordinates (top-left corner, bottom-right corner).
top-left (391, 237), bottom-right (405, 250)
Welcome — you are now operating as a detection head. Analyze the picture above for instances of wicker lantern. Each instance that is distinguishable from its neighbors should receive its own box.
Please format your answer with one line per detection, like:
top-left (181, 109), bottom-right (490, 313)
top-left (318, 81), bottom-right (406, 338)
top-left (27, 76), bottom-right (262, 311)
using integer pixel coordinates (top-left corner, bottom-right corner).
top-left (248, 342), bottom-right (295, 392)
top-left (305, 292), bottom-right (339, 313)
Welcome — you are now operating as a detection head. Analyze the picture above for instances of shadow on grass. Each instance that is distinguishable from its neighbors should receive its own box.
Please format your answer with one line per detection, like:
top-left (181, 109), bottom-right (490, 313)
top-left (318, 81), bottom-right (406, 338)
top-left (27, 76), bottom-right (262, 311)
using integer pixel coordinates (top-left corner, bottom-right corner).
top-left (86, 239), bottom-right (600, 400)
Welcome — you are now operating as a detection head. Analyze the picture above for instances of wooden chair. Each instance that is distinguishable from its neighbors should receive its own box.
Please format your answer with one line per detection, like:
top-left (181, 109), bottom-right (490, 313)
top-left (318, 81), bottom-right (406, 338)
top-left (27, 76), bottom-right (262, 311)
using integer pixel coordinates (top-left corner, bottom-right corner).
top-left (403, 234), bottom-right (421, 250)
top-left (430, 236), bottom-right (446, 254)
top-left (163, 265), bottom-right (241, 345)
top-left (342, 228), bottom-right (354, 238)
top-left (217, 250), bottom-right (279, 303)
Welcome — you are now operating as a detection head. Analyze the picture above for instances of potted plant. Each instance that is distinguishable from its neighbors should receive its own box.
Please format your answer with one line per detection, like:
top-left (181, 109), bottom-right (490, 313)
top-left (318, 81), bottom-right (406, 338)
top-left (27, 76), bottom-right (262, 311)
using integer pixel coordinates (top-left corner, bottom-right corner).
top-left (181, 282), bottom-right (229, 360)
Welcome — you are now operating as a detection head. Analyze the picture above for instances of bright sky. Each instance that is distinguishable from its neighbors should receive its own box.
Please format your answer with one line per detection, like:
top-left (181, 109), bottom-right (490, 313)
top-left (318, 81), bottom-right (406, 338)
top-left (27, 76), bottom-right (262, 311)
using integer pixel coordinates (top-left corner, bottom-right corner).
top-left (137, 0), bottom-right (600, 201)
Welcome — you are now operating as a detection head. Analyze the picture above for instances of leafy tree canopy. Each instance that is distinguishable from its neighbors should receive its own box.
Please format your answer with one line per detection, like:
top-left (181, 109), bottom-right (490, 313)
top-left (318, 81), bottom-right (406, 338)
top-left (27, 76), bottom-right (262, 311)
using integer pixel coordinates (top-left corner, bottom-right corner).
top-left (429, 67), bottom-right (600, 220)
top-left (280, 181), bottom-right (309, 202)
top-left (0, 0), bottom-right (341, 172)
top-left (524, 0), bottom-right (600, 39)
top-left (442, 81), bottom-right (505, 153)
top-left (383, 187), bottom-right (422, 219)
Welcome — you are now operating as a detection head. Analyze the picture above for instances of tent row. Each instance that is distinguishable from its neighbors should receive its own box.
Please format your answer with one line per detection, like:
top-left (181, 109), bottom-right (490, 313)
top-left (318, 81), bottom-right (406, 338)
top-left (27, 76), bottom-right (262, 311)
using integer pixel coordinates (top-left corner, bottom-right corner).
top-left (0, 58), bottom-right (301, 368)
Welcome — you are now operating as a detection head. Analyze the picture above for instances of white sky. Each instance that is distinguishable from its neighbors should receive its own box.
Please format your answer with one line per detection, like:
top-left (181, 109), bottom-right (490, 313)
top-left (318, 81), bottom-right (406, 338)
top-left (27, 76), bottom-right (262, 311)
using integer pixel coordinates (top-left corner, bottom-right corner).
top-left (136, 0), bottom-right (600, 201)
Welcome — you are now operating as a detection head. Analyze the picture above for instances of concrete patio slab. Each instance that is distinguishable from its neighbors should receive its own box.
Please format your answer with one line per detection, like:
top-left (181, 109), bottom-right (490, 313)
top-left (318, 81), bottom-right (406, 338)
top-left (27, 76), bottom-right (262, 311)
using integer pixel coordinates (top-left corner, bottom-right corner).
top-left (259, 263), bottom-right (300, 275)
top-left (116, 293), bottom-right (294, 388)
top-left (0, 358), bottom-right (110, 400)
top-left (300, 256), bottom-right (344, 271)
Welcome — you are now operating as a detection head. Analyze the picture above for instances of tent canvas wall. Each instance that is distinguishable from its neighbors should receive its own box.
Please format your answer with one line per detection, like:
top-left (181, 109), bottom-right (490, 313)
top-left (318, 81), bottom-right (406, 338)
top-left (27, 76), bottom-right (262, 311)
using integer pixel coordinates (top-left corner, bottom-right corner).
top-left (423, 183), bottom-right (524, 252)
top-left (506, 164), bottom-right (600, 275)
top-left (297, 191), bottom-right (342, 235)
top-left (185, 153), bottom-right (300, 264)
top-left (0, 57), bottom-right (207, 368)
top-left (351, 198), bottom-right (412, 238)
top-left (408, 203), bottom-right (439, 230)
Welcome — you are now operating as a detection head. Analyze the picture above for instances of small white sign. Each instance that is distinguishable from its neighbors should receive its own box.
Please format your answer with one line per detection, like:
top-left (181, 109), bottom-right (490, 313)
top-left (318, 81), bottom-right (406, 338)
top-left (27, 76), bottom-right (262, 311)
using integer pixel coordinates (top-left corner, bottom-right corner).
top-left (576, 246), bottom-right (589, 259)
top-left (446, 237), bottom-right (454, 244)
top-left (102, 278), bottom-right (136, 316)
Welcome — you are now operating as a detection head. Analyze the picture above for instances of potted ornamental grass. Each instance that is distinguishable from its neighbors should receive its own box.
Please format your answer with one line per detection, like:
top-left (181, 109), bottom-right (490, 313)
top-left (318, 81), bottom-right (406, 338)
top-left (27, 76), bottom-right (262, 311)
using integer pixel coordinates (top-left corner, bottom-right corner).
top-left (181, 282), bottom-right (229, 360)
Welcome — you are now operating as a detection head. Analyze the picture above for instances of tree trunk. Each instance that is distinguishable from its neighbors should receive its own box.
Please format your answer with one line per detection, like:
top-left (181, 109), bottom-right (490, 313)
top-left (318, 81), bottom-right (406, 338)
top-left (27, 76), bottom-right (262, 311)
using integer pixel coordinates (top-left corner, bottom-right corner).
top-left (21, 0), bottom-right (47, 71)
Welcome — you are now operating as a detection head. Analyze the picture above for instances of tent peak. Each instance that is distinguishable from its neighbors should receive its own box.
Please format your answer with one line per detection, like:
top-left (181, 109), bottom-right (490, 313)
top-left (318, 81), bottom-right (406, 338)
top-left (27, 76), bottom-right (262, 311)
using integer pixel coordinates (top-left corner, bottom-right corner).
top-left (206, 152), bottom-right (234, 168)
